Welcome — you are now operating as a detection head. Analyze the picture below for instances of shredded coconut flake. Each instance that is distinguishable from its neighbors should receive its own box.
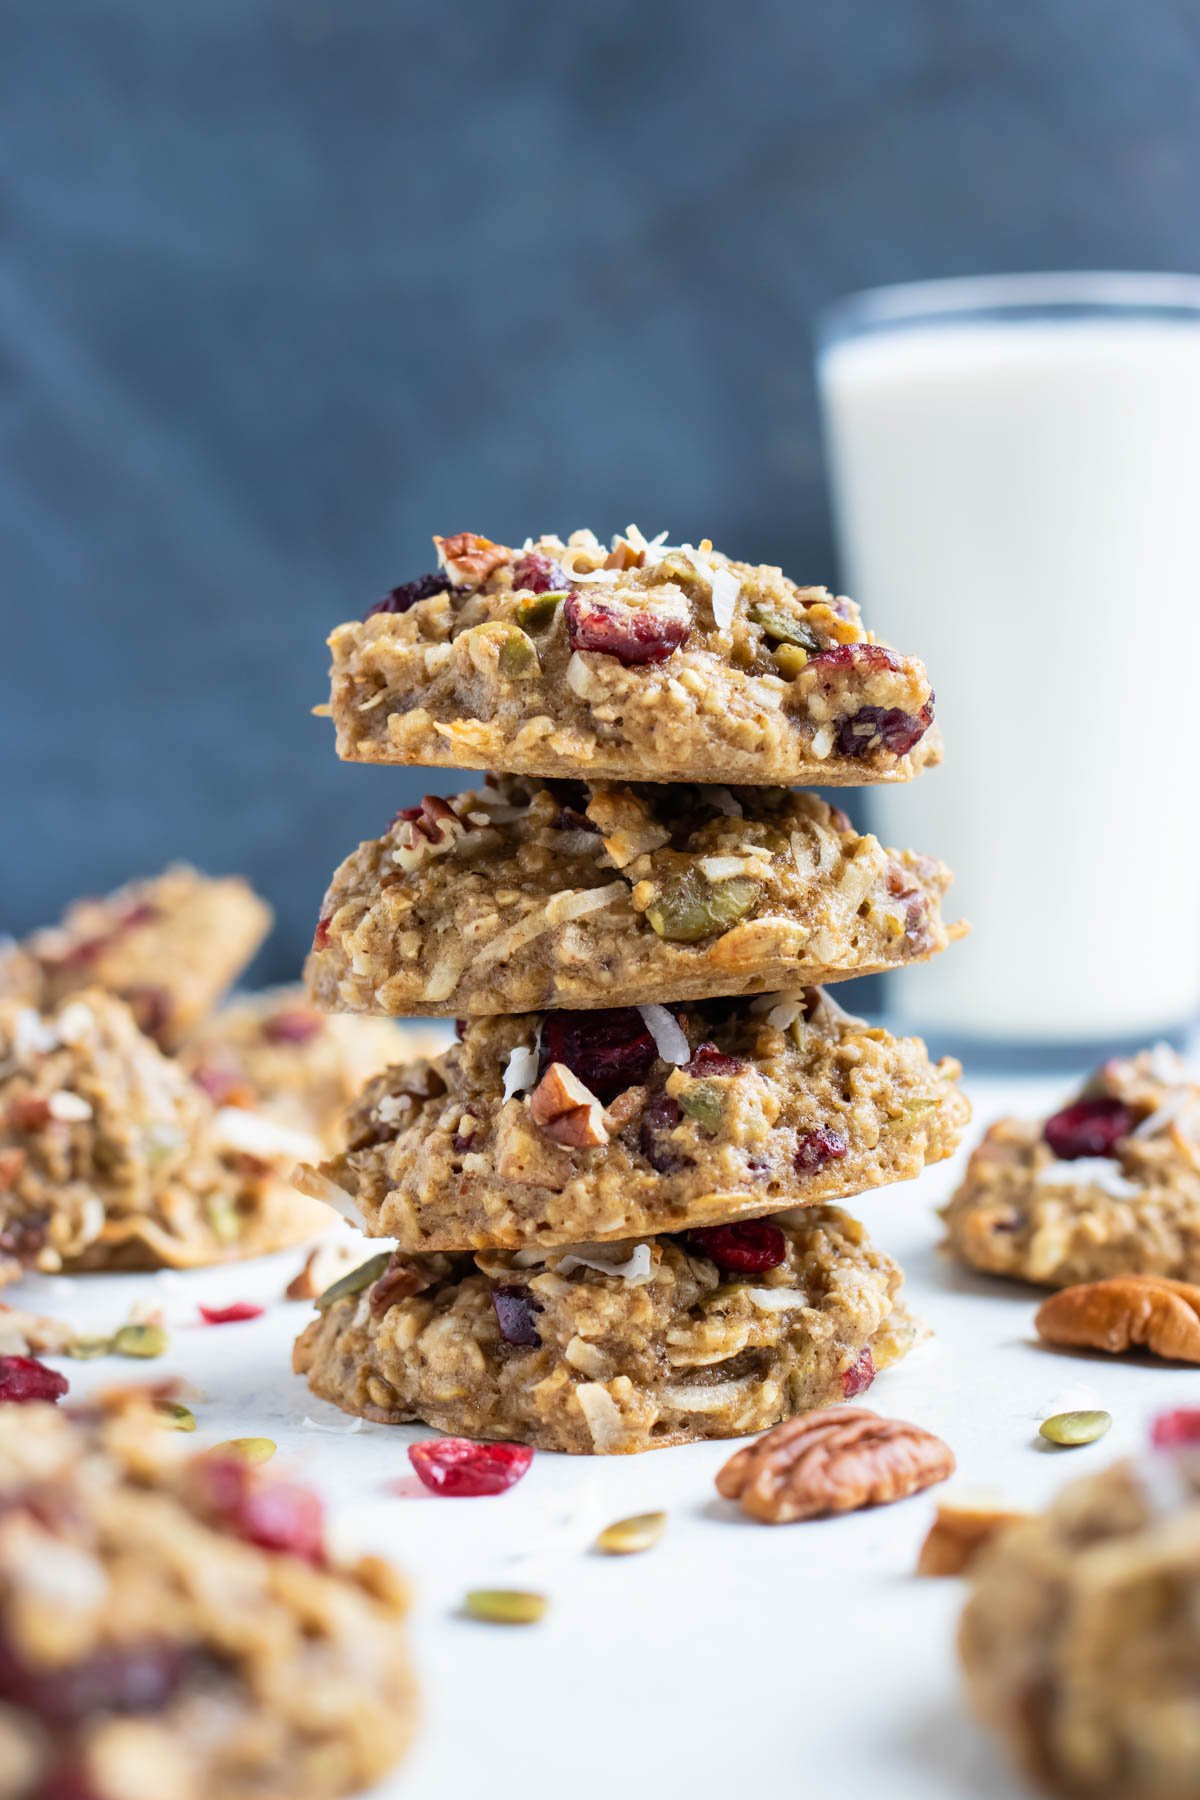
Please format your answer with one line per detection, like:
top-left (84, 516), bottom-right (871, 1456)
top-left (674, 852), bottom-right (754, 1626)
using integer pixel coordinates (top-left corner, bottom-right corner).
top-left (661, 1376), bottom-right (758, 1414)
top-left (709, 564), bottom-right (741, 631)
top-left (503, 1042), bottom-right (541, 1101)
top-left (1148, 1041), bottom-right (1190, 1084)
top-left (303, 1414), bottom-right (365, 1435)
top-left (1131, 1089), bottom-right (1198, 1140)
top-left (808, 987), bottom-right (869, 1031)
top-left (13, 1008), bottom-right (59, 1057)
top-left (574, 1382), bottom-right (626, 1452)
top-left (765, 995), bottom-right (804, 1031)
top-left (638, 1004), bottom-right (690, 1065)
top-left (557, 1242), bottom-right (653, 1284)
top-left (46, 1090), bottom-right (92, 1123)
top-left (744, 1287), bottom-right (809, 1312)
top-left (1035, 1157), bottom-right (1142, 1200)
top-left (547, 882), bottom-right (628, 923)
top-left (211, 1108), bottom-right (321, 1163)
top-left (697, 856), bottom-right (756, 882)
top-left (702, 785), bottom-right (743, 817)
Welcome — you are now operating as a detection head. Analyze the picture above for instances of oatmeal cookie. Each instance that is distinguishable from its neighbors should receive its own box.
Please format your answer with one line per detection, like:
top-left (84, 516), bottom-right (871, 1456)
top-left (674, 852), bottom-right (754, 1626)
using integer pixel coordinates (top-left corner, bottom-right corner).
top-left (295, 989), bottom-right (968, 1253)
top-left (0, 1400), bottom-right (416, 1799)
top-left (294, 1205), bottom-right (920, 1453)
top-left (181, 986), bottom-right (447, 1148)
top-left (0, 993), bottom-right (330, 1282)
top-left (1, 866), bottom-right (272, 1049)
top-left (327, 527), bottom-right (940, 786)
top-left (960, 1437), bottom-right (1200, 1799)
top-left (943, 1045), bottom-right (1200, 1287)
top-left (307, 777), bottom-right (962, 1016)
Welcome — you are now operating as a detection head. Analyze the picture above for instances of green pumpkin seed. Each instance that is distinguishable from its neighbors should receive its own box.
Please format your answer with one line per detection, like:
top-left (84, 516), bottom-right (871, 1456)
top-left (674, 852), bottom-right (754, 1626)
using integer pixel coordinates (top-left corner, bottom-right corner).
top-left (595, 1511), bottom-right (667, 1556)
top-left (748, 605), bottom-right (821, 653)
top-left (1039, 1409), bottom-right (1112, 1447)
top-left (67, 1334), bottom-right (114, 1360)
top-left (497, 627), bottom-right (539, 679)
top-left (678, 1082), bottom-right (724, 1134)
top-left (516, 591), bottom-right (566, 631)
top-left (113, 1323), bottom-right (169, 1359)
top-left (212, 1437), bottom-right (276, 1464)
top-left (155, 1401), bottom-right (196, 1432)
top-left (463, 1588), bottom-right (547, 1626)
top-left (772, 643), bottom-right (809, 679)
top-left (316, 1252), bottom-right (393, 1312)
top-left (645, 872), bottom-right (760, 944)
top-left (206, 1191), bottom-right (242, 1245)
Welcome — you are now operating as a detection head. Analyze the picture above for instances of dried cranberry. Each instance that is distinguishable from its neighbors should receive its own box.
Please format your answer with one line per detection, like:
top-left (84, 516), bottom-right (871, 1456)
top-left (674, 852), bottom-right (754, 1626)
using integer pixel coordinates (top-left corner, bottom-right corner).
top-left (366, 571), bottom-right (446, 618)
top-left (491, 1285), bottom-right (542, 1348)
top-left (685, 1042), bottom-right (743, 1079)
top-left (312, 914), bottom-right (333, 952)
top-left (192, 1457), bottom-right (325, 1563)
top-left (190, 1064), bottom-right (250, 1106)
top-left (685, 1221), bottom-right (787, 1274)
top-left (563, 593), bottom-right (690, 665)
top-left (32, 1760), bottom-right (105, 1800)
top-left (639, 1090), bottom-right (688, 1172)
top-left (1150, 1409), bottom-right (1200, 1448)
top-left (198, 1301), bottom-right (264, 1324)
top-left (0, 1355), bottom-right (68, 1404)
top-left (0, 1213), bottom-right (46, 1262)
top-left (834, 702), bottom-right (933, 758)
top-left (545, 778), bottom-right (598, 833)
top-left (795, 1125), bottom-right (850, 1175)
top-left (262, 1008), bottom-right (322, 1046)
top-left (0, 1631), bottom-right (189, 1725)
top-left (512, 550), bottom-right (567, 593)
top-left (1043, 1097), bottom-right (1137, 1161)
top-left (842, 1348), bottom-right (876, 1398)
top-left (408, 1437), bottom-right (533, 1496)
top-left (540, 1007), bottom-right (658, 1103)
top-left (808, 643), bottom-right (903, 679)
top-left (6, 1096), bottom-right (52, 1132)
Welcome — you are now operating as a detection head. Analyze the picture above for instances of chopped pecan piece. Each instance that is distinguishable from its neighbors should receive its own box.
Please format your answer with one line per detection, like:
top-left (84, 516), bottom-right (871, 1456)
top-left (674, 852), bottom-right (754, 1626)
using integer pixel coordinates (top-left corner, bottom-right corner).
top-left (529, 1061), bottom-right (609, 1150)
top-left (434, 532), bottom-right (510, 586)
top-left (916, 1496), bottom-right (1028, 1576)
top-left (1034, 1276), bottom-right (1200, 1363)
top-left (370, 1254), bottom-right (433, 1315)
top-left (715, 1405), bottom-right (955, 1523)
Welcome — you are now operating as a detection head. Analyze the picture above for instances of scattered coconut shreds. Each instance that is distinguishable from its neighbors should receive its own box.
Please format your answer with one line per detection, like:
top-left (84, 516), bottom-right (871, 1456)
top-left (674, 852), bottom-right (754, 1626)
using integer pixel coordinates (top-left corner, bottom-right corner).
top-left (1148, 1041), bottom-right (1190, 1085)
top-left (46, 1090), bottom-right (93, 1123)
top-left (557, 1243), bottom-right (654, 1284)
top-left (766, 995), bottom-right (804, 1031)
top-left (709, 564), bottom-right (741, 631)
top-left (1035, 1158), bottom-right (1143, 1200)
top-left (13, 1009), bottom-right (59, 1058)
top-left (1131, 1090), bottom-right (1198, 1140)
top-left (503, 1042), bottom-right (541, 1102)
top-left (703, 785), bottom-right (743, 817)
top-left (637, 1005), bottom-right (689, 1065)
top-left (211, 1107), bottom-right (321, 1163)
top-left (571, 568), bottom-right (620, 585)
top-left (303, 1414), bottom-right (365, 1435)
top-left (551, 882), bottom-right (627, 922)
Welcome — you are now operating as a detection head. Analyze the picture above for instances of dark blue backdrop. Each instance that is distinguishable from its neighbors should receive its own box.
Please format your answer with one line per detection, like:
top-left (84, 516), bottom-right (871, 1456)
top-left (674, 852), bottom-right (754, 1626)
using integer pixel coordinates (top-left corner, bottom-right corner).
top-left (5, 0), bottom-right (1199, 979)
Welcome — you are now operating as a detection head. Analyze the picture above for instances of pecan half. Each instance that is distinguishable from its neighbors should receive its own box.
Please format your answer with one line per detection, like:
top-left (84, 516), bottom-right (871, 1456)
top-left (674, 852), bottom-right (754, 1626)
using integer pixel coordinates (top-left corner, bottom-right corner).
top-left (715, 1405), bottom-right (955, 1524)
top-left (916, 1496), bottom-right (1028, 1576)
top-left (1035, 1276), bottom-right (1200, 1363)
top-left (529, 1061), bottom-right (609, 1149)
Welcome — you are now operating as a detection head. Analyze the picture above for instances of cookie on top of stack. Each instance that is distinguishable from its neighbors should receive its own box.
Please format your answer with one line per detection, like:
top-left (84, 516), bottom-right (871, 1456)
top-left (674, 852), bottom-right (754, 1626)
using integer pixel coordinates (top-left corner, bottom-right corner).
top-left (295, 526), bottom-right (969, 1454)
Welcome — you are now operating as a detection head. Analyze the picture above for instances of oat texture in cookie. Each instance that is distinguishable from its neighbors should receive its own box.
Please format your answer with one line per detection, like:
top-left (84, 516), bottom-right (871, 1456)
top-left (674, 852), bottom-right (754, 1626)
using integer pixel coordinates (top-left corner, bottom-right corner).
top-left (181, 985), bottom-right (448, 1148)
top-left (0, 1399), bottom-right (416, 1799)
top-left (0, 865), bottom-right (272, 1050)
top-left (327, 527), bottom-right (940, 786)
top-left (294, 988), bottom-right (969, 1252)
top-left (960, 1442), bottom-right (1200, 1800)
top-left (943, 1044), bottom-right (1200, 1287)
top-left (294, 1205), bottom-right (920, 1453)
top-left (0, 991), bottom-right (331, 1281)
top-left (307, 777), bottom-right (963, 1016)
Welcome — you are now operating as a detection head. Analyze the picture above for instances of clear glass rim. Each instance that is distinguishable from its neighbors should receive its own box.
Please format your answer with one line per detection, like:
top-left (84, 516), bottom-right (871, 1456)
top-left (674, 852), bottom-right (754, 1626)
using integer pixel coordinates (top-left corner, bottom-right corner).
top-left (816, 271), bottom-right (1200, 351)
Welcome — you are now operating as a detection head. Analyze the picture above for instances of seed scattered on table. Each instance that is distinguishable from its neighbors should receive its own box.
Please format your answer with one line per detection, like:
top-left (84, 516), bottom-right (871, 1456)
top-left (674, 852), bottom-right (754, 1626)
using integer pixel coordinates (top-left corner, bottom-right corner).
top-left (68, 1334), bottom-right (114, 1360)
top-left (463, 1589), bottom-right (547, 1626)
top-left (212, 1436), bottom-right (276, 1464)
top-left (595, 1511), bottom-right (668, 1556)
top-left (113, 1323), bottom-right (169, 1358)
top-left (1039, 1409), bottom-right (1112, 1447)
top-left (155, 1401), bottom-right (196, 1432)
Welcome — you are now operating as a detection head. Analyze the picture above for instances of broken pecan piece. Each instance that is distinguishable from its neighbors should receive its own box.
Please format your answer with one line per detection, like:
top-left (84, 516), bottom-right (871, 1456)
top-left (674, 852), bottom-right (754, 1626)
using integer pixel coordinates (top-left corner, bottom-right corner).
top-left (916, 1496), bottom-right (1028, 1576)
top-left (715, 1405), bottom-right (955, 1524)
top-left (1034, 1276), bottom-right (1200, 1363)
top-left (528, 1061), bottom-right (609, 1149)
top-left (434, 532), bottom-right (510, 586)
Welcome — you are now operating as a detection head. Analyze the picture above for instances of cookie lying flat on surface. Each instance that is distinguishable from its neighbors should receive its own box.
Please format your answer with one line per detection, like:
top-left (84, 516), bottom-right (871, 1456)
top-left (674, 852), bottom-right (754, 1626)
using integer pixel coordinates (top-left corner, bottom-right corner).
top-left (0, 1400), bottom-right (416, 1800)
top-left (181, 985), bottom-right (448, 1148)
top-left (0, 992), bottom-right (330, 1282)
top-left (0, 865), bottom-right (272, 1050)
top-left (959, 1432), bottom-right (1200, 1800)
top-left (294, 989), bottom-right (969, 1253)
top-left (327, 527), bottom-right (939, 786)
top-left (943, 1044), bottom-right (1200, 1287)
top-left (307, 778), bottom-right (962, 1017)
top-left (294, 1205), bottom-right (919, 1453)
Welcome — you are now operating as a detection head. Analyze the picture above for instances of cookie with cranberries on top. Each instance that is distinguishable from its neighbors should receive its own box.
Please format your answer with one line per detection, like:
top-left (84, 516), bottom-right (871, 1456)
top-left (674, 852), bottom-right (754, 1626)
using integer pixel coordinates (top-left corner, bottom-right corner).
top-left (325, 527), bottom-right (940, 787)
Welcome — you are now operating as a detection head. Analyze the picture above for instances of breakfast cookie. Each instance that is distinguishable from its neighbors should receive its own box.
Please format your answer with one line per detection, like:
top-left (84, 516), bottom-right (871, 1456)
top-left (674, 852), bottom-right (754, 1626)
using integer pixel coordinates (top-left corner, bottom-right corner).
top-left (307, 777), bottom-right (962, 1016)
top-left (0, 1399), bottom-right (416, 1799)
top-left (943, 1045), bottom-right (1200, 1287)
top-left (294, 989), bottom-right (969, 1253)
top-left (326, 527), bottom-right (940, 786)
top-left (294, 1204), bottom-right (920, 1453)
top-left (0, 866), bottom-right (272, 1050)
top-left (0, 992), bottom-right (330, 1282)
top-left (181, 986), bottom-right (448, 1148)
top-left (959, 1426), bottom-right (1200, 1800)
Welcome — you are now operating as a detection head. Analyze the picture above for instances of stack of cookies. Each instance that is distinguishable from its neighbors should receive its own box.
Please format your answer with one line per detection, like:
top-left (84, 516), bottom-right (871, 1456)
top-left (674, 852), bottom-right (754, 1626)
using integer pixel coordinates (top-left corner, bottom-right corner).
top-left (294, 527), bottom-right (969, 1453)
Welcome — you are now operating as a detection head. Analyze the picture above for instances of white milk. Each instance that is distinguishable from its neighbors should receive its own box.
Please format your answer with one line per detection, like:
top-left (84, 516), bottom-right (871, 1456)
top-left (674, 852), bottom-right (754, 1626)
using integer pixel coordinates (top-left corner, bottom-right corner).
top-left (819, 296), bottom-right (1200, 1048)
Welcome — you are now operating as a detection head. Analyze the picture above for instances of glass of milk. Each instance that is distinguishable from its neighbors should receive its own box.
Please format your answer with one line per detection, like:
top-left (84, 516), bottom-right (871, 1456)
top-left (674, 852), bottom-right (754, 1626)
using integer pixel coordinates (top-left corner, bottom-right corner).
top-left (817, 273), bottom-right (1200, 1060)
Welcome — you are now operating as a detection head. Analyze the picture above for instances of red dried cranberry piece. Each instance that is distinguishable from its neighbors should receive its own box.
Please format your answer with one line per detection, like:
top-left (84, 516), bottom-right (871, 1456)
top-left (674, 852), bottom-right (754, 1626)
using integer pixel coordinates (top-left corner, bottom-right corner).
top-left (540, 1007), bottom-right (658, 1103)
top-left (366, 571), bottom-right (446, 618)
top-left (312, 913), bottom-right (333, 952)
top-left (512, 550), bottom-right (567, 593)
top-left (491, 1285), bottom-right (542, 1347)
top-left (795, 1125), bottom-right (850, 1176)
top-left (0, 1355), bottom-right (68, 1404)
top-left (0, 1631), bottom-right (189, 1725)
top-left (685, 1221), bottom-right (787, 1274)
top-left (639, 1091), bottom-right (688, 1172)
top-left (685, 1042), bottom-right (743, 1079)
top-left (32, 1760), bottom-right (105, 1800)
top-left (6, 1096), bottom-right (53, 1132)
top-left (408, 1437), bottom-right (534, 1496)
top-left (842, 1347), bottom-right (876, 1398)
top-left (262, 1008), bottom-right (322, 1046)
top-left (1043, 1097), bottom-right (1137, 1161)
top-left (834, 702), bottom-right (933, 759)
top-left (545, 778), bottom-right (599, 833)
top-left (563, 593), bottom-right (689, 665)
top-left (807, 643), bottom-right (903, 679)
top-left (198, 1301), bottom-right (264, 1325)
top-left (1150, 1409), bottom-right (1200, 1448)
top-left (193, 1457), bottom-right (325, 1562)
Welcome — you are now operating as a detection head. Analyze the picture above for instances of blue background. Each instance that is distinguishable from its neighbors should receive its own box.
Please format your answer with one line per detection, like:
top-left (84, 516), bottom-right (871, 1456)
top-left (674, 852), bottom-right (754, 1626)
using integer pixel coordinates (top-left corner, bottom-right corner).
top-left (5, 0), bottom-right (1199, 979)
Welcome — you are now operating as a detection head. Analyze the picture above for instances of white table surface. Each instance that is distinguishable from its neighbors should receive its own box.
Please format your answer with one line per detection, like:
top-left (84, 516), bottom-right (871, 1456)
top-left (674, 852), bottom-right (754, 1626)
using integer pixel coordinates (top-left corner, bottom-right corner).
top-left (22, 1063), bottom-right (1200, 1800)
